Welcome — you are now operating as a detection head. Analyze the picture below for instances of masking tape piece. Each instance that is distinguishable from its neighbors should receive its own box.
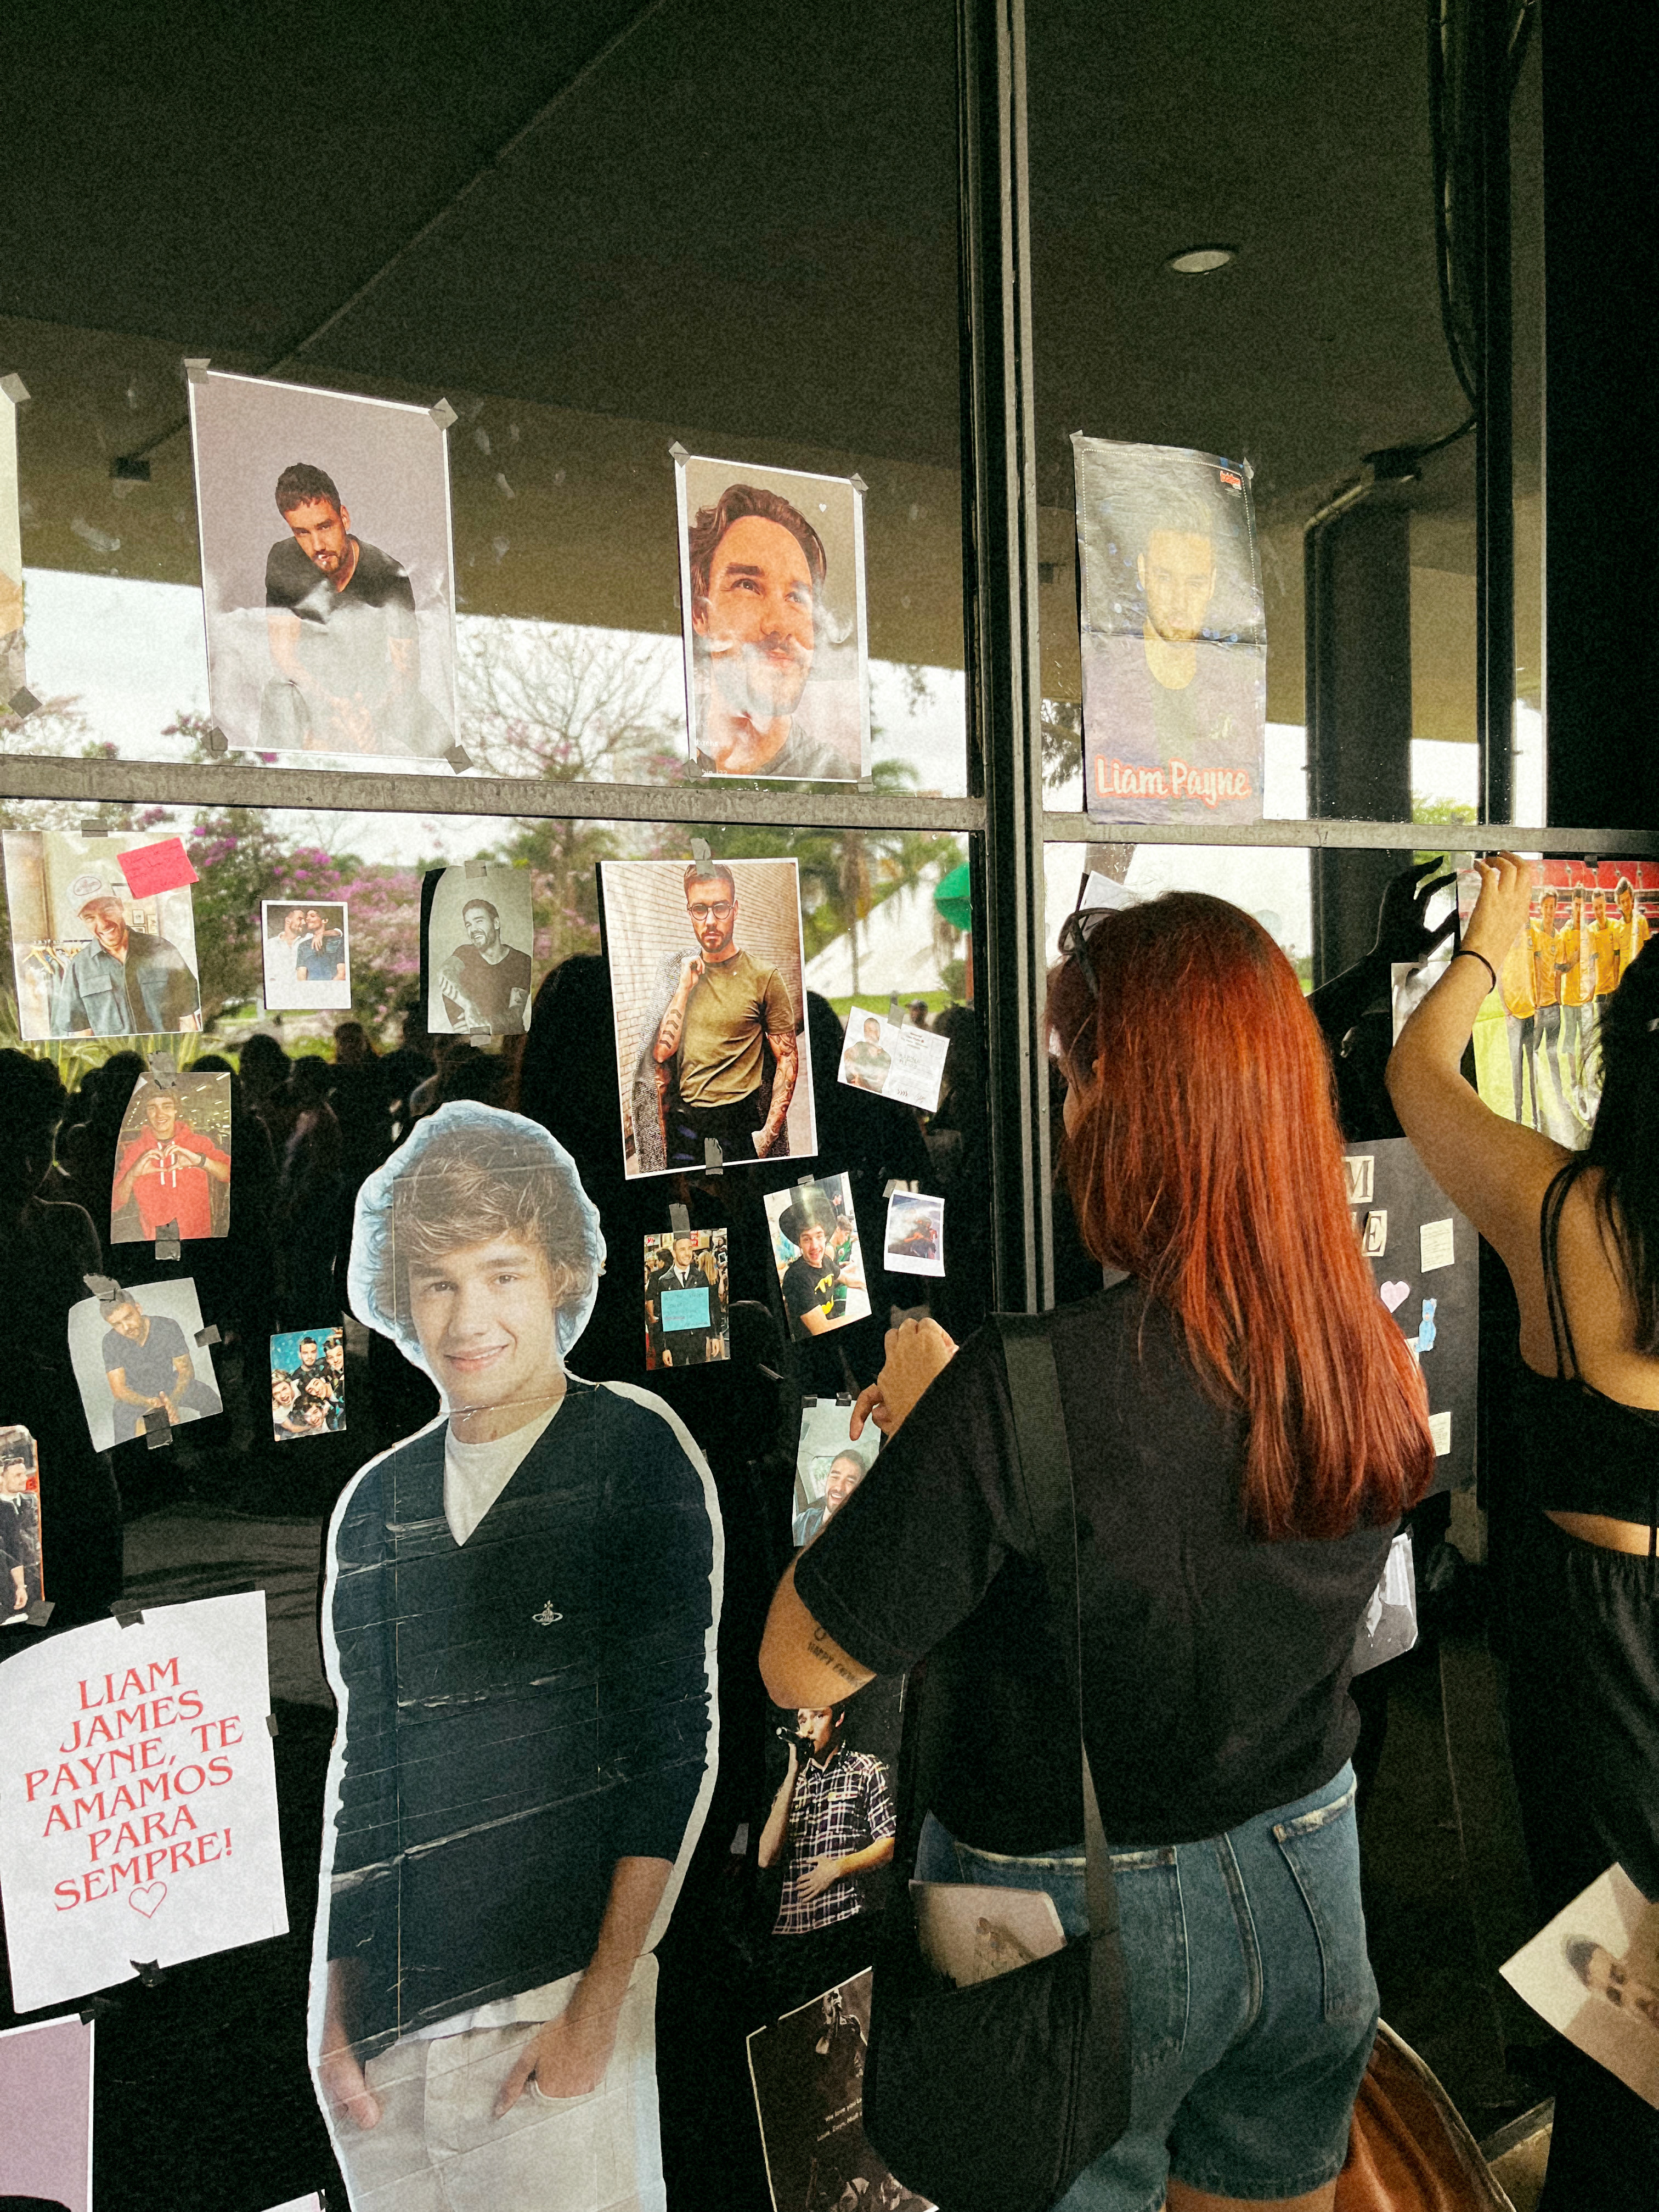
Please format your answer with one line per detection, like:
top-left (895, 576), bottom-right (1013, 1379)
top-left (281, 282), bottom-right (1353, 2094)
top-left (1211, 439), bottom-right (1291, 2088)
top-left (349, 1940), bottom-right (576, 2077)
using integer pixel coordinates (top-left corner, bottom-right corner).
top-left (142, 1407), bottom-right (173, 1449)
top-left (430, 398), bottom-right (459, 430)
top-left (195, 1323), bottom-right (221, 1347)
top-left (266, 1713), bottom-right (280, 1738)
top-left (84, 1272), bottom-right (121, 1302)
top-left (7, 687), bottom-right (42, 719)
top-left (703, 1138), bottom-right (723, 1175)
top-left (690, 838), bottom-right (712, 867)
top-left (669, 1204), bottom-right (690, 1236)
top-left (25, 1598), bottom-right (53, 1627)
top-left (0, 372), bottom-right (29, 404)
top-left (110, 1600), bottom-right (145, 1629)
top-left (444, 744), bottom-right (473, 773)
top-left (849, 473), bottom-right (868, 495)
top-left (132, 1959), bottom-right (164, 1987)
top-left (183, 357), bottom-right (212, 382)
top-left (668, 440), bottom-right (690, 461)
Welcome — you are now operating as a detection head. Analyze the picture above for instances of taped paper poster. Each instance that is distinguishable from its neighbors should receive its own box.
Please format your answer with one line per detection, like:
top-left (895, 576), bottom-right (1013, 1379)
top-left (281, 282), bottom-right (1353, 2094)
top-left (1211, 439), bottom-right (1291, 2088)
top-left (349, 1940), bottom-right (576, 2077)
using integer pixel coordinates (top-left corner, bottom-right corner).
top-left (422, 863), bottom-right (534, 1036)
top-left (0, 2013), bottom-right (94, 2212)
top-left (1502, 1862), bottom-right (1659, 2109)
top-left (765, 1174), bottom-right (870, 1341)
top-left (1459, 857), bottom-right (1658, 1149)
top-left (187, 365), bottom-right (458, 759)
top-left (1, 370), bottom-right (24, 708)
top-left (0, 1424), bottom-right (44, 1622)
top-left (793, 1398), bottom-right (873, 1548)
top-left (2, 830), bottom-right (202, 1042)
top-left (673, 449), bottom-right (870, 782)
top-left (1345, 1139), bottom-right (1475, 1497)
top-left (747, 1972), bottom-right (929, 2212)
top-left (271, 1325), bottom-right (345, 1441)
top-left (0, 1590), bottom-right (288, 2012)
top-left (883, 1190), bottom-right (945, 1278)
top-left (262, 899), bottom-right (352, 1012)
top-left (66, 1280), bottom-right (224, 1453)
top-left (600, 856), bottom-right (816, 1178)
top-left (644, 1227), bottom-right (730, 1369)
top-left (1073, 435), bottom-right (1265, 826)
top-left (314, 1102), bottom-right (723, 2212)
top-left (837, 1004), bottom-right (951, 1113)
top-left (110, 1068), bottom-right (232, 1247)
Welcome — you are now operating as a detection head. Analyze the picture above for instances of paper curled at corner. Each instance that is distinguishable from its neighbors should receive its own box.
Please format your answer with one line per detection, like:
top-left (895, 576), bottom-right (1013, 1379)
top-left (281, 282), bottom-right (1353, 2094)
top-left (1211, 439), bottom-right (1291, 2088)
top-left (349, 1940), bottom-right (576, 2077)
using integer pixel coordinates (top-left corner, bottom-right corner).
top-left (116, 837), bottom-right (198, 898)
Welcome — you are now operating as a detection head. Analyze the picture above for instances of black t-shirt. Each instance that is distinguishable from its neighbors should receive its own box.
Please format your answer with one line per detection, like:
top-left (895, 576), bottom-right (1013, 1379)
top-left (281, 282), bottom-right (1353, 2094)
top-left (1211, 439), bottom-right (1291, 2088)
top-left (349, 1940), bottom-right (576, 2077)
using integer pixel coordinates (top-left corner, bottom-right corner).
top-left (782, 1254), bottom-right (840, 1333)
top-left (102, 1312), bottom-right (191, 1397)
top-left (794, 1283), bottom-right (1395, 1853)
top-left (266, 534), bottom-right (417, 620)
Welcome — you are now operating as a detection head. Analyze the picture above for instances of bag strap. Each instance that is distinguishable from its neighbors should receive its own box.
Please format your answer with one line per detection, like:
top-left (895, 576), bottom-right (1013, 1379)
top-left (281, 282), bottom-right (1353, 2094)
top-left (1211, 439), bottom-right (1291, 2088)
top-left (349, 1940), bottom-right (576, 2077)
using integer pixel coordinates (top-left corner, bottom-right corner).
top-left (995, 1314), bottom-right (1120, 1946)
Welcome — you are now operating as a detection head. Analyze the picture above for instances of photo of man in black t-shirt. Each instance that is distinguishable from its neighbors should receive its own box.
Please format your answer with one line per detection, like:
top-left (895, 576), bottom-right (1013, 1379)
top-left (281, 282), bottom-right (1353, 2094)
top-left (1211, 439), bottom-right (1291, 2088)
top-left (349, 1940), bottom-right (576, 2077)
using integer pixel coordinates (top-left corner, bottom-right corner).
top-left (771, 1183), bottom-right (868, 1341)
top-left (260, 461), bottom-right (451, 757)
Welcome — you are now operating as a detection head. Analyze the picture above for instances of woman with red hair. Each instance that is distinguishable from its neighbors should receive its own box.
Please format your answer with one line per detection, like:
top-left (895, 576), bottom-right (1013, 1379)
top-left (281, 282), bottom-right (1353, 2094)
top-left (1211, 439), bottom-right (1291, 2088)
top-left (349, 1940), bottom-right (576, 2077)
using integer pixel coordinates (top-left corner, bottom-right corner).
top-left (761, 891), bottom-right (1435, 2212)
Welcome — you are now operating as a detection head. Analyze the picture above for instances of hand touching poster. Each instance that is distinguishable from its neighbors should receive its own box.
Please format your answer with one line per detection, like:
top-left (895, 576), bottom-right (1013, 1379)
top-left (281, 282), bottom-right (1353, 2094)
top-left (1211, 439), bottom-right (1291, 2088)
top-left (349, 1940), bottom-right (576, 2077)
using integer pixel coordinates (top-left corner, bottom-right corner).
top-left (0, 1591), bottom-right (288, 2012)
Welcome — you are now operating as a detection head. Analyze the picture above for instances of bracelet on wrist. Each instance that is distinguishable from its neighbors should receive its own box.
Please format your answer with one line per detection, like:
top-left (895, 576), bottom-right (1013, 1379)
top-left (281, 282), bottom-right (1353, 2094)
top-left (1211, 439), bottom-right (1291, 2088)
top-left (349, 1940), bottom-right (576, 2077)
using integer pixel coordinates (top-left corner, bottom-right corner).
top-left (1452, 946), bottom-right (1498, 994)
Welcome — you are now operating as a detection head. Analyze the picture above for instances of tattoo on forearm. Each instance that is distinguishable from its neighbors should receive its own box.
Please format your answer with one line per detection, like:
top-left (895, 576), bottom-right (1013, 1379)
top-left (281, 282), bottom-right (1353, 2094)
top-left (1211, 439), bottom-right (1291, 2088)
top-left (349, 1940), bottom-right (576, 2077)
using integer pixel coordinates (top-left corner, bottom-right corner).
top-left (656, 1006), bottom-right (685, 1058)
top-left (769, 1031), bottom-right (799, 1114)
top-left (809, 1623), bottom-right (862, 1686)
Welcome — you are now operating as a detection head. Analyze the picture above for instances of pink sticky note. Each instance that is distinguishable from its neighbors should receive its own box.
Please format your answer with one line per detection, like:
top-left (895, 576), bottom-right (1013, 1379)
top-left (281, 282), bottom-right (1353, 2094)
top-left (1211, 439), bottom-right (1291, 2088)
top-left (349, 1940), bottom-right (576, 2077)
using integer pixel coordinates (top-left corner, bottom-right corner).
top-left (116, 837), bottom-right (198, 897)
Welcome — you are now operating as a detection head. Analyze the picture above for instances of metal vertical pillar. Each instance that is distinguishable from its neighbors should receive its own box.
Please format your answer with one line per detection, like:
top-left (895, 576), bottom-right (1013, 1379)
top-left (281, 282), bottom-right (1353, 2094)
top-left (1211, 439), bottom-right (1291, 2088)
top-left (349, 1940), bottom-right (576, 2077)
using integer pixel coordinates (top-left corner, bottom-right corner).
top-left (1475, 0), bottom-right (1515, 826)
top-left (957, 0), bottom-right (1052, 1314)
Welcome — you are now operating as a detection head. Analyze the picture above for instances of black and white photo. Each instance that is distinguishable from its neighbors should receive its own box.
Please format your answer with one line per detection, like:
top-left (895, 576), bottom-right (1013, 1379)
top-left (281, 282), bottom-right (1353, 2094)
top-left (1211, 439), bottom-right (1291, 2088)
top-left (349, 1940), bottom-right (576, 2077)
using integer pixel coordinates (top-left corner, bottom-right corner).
top-left (422, 864), bottom-right (534, 1037)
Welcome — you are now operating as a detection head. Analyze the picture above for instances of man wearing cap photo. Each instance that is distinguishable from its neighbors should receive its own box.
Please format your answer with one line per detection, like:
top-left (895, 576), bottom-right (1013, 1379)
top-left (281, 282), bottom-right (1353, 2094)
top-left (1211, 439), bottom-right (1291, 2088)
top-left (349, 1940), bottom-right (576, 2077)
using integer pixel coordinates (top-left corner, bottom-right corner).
top-left (50, 877), bottom-right (200, 1037)
top-left (314, 1103), bottom-right (719, 2212)
top-left (776, 1188), bottom-right (863, 1340)
top-left (641, 861), bottom-right (799, 1169)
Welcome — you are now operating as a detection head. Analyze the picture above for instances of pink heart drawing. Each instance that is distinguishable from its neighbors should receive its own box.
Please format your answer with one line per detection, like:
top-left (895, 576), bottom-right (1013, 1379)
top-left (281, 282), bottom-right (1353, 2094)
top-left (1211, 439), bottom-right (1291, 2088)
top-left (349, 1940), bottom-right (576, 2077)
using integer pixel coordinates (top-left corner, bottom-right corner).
top-left (1379, 1281), bottom-right (1410, 1313)
top-left (127, 1882), bottom-right (167, 1918)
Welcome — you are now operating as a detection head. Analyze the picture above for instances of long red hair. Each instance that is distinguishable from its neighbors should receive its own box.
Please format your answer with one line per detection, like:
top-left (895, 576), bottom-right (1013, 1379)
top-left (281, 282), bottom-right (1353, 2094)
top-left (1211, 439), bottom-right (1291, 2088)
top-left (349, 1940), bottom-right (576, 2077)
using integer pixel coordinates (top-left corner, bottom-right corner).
top-left (1047, 892), bottom-right (1434, 1539)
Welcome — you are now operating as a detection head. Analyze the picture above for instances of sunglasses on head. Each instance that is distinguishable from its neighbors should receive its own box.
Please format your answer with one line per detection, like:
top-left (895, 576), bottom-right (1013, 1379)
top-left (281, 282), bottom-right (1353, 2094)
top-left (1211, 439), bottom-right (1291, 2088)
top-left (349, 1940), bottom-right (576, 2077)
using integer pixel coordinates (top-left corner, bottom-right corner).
top-left (1057, 906), bottom-right (1112, 1002)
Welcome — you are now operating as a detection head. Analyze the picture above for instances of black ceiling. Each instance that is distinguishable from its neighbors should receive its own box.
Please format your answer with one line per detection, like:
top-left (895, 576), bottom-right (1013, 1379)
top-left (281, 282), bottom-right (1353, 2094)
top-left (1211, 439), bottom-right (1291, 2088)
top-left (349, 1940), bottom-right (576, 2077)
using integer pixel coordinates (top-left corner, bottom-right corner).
top-left (3, 0), bottom-right (1477, 520)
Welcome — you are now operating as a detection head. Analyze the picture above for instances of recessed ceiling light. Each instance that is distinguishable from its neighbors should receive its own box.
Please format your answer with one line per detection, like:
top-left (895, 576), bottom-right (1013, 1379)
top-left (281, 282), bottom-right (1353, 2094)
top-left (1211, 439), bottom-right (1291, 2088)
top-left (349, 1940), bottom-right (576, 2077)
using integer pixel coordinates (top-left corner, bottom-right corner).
top-left (1165, 245), bottom-right (1237, 275)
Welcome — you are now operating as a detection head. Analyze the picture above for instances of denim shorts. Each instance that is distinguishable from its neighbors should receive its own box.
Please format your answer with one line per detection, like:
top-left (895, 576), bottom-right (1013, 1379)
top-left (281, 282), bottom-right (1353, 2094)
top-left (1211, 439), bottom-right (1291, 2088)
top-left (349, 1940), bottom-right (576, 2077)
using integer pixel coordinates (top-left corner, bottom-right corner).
top-left (914, 1764), bottom-right (1378, 2211)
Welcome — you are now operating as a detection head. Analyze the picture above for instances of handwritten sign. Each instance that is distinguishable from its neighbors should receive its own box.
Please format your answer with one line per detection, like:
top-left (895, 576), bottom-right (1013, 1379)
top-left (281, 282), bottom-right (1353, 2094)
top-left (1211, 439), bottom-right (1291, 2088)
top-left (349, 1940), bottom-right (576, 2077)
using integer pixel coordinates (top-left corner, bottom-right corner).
top-left (0, 1591), bottom-right (287, 2011)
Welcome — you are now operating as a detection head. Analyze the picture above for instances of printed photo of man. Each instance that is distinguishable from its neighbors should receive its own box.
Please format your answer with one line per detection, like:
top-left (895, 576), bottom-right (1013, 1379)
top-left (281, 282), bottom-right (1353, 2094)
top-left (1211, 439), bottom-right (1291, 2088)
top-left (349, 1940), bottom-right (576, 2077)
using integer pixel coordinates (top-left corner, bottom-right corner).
top-left (1076, 440), bottom-right (1265, 826)
top-left (678, 460), bottom-right (867, 782)
top-left (50, 874), bottom-right (201, 1039)
top-left (315, 1103), bottom-right (719, 2212)
top-left (758, 1703), bottom-right (895, 1997)
top-left (100, 1296), bottom-right (224, 1446)
top-left (771, 1184), bottom-right (867, 1341)
top-left (841, 1014), bottom-right (892, 1094)
top-left (437, 896), bottom-right (532, 1036)
top-left (111, 1078), bottom-right (232, 1245)
top-left (0, 1425), bottom-right (43, 1613)
top-left (640, 863), bottom-right (798, 1169)
top-left (793, 1449), bottom-right (867, 1549)
top-left (261, 462), bottom-right (449, 757)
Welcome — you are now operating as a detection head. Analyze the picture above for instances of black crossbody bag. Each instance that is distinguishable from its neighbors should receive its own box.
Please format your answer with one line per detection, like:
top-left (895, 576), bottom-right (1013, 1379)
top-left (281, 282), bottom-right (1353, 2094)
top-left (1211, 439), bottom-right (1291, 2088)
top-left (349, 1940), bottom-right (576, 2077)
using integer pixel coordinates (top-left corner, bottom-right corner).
top-left (861, 1314), bottom-right (1133, 2212)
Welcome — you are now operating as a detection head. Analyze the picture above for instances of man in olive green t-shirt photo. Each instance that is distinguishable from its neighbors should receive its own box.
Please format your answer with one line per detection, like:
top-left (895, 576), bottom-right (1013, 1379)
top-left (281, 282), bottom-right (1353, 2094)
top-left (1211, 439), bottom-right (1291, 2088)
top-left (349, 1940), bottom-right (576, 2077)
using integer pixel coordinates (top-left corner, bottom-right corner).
top-left (650, 862), bottom-right (799, 1166)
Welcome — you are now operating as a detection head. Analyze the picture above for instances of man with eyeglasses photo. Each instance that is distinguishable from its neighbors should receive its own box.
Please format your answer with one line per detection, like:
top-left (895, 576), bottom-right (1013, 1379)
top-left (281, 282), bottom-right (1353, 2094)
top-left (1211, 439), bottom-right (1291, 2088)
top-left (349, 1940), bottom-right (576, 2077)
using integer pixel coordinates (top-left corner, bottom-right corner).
top-left (648, 861), bottom-right (799, 1168)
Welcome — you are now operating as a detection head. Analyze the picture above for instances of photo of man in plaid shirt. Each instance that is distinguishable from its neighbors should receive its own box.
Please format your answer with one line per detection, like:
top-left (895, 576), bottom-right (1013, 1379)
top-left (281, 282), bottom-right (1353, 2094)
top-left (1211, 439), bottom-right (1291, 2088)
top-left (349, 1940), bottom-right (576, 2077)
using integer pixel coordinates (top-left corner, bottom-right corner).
top-left (759, 1703), bottom-right (896, 2002)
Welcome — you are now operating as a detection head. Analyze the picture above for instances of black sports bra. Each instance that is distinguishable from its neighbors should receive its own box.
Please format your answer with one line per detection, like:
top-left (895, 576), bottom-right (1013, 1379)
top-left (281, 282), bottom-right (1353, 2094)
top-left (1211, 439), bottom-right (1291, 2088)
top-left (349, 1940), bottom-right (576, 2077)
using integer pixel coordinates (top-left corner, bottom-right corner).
top-left (1517, 1189), bottom-right (1659, 1553)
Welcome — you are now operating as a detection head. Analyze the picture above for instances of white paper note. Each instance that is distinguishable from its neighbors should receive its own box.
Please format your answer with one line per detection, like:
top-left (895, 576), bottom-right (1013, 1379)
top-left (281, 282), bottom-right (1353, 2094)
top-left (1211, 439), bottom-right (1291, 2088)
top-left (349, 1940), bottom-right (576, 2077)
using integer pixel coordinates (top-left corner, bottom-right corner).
top-left (1428, 1409), bottom-right (1452, 1455)
top-left (1420, 1218), bottom-right (1456, 1272)
top-left (0, 1591), bottom-right (289, 2012)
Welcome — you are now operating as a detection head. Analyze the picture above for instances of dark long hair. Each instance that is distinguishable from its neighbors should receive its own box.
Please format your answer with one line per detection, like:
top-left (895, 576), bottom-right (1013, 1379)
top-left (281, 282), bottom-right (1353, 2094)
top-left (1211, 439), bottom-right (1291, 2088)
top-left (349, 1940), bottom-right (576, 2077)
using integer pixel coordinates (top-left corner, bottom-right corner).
top-left (1047, 893), bottom-right (1435, 1541)
top-left (1544, 935), bottom-right (1659, 1352)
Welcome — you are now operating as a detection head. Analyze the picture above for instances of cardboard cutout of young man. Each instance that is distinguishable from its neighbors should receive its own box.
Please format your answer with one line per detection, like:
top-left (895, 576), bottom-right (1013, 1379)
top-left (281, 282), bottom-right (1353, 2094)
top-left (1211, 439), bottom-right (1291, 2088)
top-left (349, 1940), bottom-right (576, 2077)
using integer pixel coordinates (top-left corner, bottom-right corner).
top-left (311, 1103), bottom-right (722, 2212)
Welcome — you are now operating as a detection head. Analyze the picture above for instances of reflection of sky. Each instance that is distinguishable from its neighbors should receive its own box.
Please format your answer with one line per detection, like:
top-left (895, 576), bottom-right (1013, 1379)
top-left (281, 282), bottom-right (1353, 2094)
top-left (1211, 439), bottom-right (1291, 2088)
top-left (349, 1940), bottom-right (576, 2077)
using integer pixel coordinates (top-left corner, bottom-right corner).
top-left (19, 569), bottom-right (970, 860)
